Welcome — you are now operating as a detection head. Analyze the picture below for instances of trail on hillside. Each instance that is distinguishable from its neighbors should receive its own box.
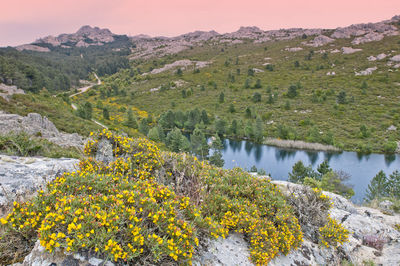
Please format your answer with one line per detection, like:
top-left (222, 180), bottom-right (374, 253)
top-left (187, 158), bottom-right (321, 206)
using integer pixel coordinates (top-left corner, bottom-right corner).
top-left (69, 73), bottom-right (107, 129)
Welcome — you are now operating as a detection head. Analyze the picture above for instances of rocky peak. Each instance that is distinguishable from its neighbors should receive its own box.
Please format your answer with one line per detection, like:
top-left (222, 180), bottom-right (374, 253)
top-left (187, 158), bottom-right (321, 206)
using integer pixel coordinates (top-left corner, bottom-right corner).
top-left (76, 25), bottom-right (113, 37)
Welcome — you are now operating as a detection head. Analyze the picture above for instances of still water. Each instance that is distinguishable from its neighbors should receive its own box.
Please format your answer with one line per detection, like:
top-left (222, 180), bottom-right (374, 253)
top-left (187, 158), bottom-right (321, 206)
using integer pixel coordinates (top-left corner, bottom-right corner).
top-left (215, 138), bottom-right (400, 203)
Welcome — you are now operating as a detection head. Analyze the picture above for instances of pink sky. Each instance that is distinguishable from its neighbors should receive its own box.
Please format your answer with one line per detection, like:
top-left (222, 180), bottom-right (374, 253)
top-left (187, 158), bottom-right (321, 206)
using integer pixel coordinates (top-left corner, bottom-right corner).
top-left (1, 0), bottom-right (399, 47)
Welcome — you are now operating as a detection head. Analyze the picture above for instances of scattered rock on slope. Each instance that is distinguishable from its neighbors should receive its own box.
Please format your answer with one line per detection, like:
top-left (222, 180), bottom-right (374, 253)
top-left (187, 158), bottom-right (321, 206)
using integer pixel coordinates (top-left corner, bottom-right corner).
top-left (0, 112), bottom-right (85, 148)
top-left (304, 35), bottom-right (335, 47)
top-left (352, 32), bottom-right (384, 45)
top-left (342, 47), bottom-right (362, 54)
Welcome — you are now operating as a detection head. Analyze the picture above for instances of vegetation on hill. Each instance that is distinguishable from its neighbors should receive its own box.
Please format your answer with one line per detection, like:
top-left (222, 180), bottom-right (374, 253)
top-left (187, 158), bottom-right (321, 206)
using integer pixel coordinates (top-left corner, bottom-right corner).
top-left (0, 92), bottom-right (100, 136)
top-left (0, 37), bottom-right (131, 92)
top-left (73, 31), bottom-right (400, 153)
top-left (0, 132), bottom-right (82, 159)
top-left (0, 130), bottom-right (349, 265)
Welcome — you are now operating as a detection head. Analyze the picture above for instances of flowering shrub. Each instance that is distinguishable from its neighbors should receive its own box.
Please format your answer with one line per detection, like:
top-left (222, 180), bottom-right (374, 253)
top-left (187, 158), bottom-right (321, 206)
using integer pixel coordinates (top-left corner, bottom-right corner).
top-left (319, 216), bottom-right (349, 248)
top-left (286, 186), bottom-right (349, 249)
top-left (1, 130), bottom-right (306, 265)
top-left (200, 168), bottom-right (303, 265)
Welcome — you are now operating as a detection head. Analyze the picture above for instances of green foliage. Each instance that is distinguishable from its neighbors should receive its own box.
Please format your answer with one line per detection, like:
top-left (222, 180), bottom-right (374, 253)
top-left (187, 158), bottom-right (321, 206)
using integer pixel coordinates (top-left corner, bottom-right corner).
top-left (102, 107), bottom-right (110, 120)
top-left (383, 141), bottom-right (397, 153)
top-left (190, 127), bottom-right (209, 159)
top-left (337, 91), bottom-right (347, 104)
top-left (287, 84), bottom-right (298, 98)
top-left (76, 102), bottom-right (92, 120)
top-left (138, 119), bottom-right (150, 135)
top-left (365, 171), bottom-right (388, 202)
top-left (219, 92), bottom-right (225, 103)
top-left (252, 92), bottom-right (261, 102)
top-left (365, 170), bottom-right (400, 202)
top-left (166, 127), bottom-right (190, 152)
top-left (124, 109), bottom-right (138, 129)
top-left (0, 132), bottom-right (81, 158)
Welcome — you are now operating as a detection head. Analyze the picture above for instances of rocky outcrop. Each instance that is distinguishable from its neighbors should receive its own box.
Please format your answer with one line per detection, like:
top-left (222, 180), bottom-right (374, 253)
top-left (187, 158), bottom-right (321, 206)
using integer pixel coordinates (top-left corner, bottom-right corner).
top-left (0, 155), bottom-right (78, 214)
top-left (304, 35), bottom-right (335, 47)
top-left (390, 55), bottom-right (400, 62)
top-left (270, 181), bottom-right (400, 266)
top-left (342, 47), bottom-right (362, 54)
top-left (33, 25), bottom-right (120, 48)
top-left (0, 84), bottom-right (25, 101)
top-left (143, 59), bottom-right (211, 75)
top-left (15, 44), bottom-right (50, 52)
top-left (285, 47), bottom-right (303, 52)
top-left (331, 19), bottom-right (398, 40)
top-left (355, 67), bottom-right (377, 76)
top-left (0, 112), bottom-right (85, 148)
top-left (351, 32), bottom-right (384, 45)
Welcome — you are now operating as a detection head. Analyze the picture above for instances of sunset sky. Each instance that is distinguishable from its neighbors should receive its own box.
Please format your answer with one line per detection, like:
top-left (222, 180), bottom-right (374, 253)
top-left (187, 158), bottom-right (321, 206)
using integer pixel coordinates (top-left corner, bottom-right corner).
top-left (1, 0), bottom-right (399, 47)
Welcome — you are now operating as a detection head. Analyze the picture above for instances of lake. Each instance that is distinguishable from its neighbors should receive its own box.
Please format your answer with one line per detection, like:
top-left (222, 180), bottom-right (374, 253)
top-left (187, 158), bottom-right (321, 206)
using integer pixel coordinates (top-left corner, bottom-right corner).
top-left (213, 138), bottom-right (400, 203)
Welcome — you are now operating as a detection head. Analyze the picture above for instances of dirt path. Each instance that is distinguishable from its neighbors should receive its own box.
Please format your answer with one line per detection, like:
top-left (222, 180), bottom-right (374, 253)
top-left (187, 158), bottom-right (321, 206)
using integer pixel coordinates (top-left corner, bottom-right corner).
top-left (69, 73), bottom-right (101, 98)
top-left (69, 74), bottom-right (107, 129)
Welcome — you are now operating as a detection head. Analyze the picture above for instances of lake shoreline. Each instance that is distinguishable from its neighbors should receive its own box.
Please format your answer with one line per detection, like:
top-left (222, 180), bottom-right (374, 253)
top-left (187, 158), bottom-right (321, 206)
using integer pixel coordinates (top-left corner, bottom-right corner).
top-left (263, 138), bottom-right (341, 152)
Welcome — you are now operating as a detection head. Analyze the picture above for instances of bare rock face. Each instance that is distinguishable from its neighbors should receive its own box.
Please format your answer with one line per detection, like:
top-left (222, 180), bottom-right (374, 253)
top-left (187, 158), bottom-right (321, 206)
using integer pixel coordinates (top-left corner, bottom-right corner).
top-left (342, 47), bottom-right (362, 54)
top-left (305, 35), bottom-right (335, 47)
top-left (143, 59), bottom-right (211, 75)
top-left (352, 32), bottom-right (384, 45)
top-left (0, 112), bottom-right (85, 148)
top-left (15, 44), bottom-right (50, 53)
top-left (0, 155), bottom-right (79, 214)
top-left (271, 181), bottom-right (400, 266)
top-left (331, 21), bottom-right (398, 40)
top-left (193, 233), bottom-right (253, 266)
top-left (16, 240), bottom-right (114, 266)
top-left (390, 55), bottom-right (400, 62)
top-left (0, 83), bottom-right (25, 101)
top-left (34, 25), bottom-right (116, 48)
top-left (355, 67), bottom-right (377, 76)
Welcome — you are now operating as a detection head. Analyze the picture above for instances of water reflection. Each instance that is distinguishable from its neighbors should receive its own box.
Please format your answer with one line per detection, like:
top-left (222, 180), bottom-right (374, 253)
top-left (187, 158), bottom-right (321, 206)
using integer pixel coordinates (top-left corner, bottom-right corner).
top-left (305, 151), bottom-right (319, 165)
top-left (215, 138), bottom-right (400, 203)
top-left (275, 149), bottom-right (296, 161)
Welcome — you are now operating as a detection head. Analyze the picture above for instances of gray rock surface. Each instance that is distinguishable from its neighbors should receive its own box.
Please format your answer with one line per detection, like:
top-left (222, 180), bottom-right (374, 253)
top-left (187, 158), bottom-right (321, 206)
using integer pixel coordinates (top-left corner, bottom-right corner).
top-left (355, 67), bottom-right (377, 76)
top-left (0, 112), bottom-right (85, 148)
top-left (352, 32), bottom-right (384, 45)
top-left (15, 240), bottom-right (114, 266)
top-left (0, 154), bottom-right (78, 214)
top-left (342, 47), bottom-right (362, 54)
top-left (305, 35), bottom-right (335, 47)
top-left (271, 181), bottom-right (400, 266)
top-left (193, 233), bottom-right (252, 266)
top-left (95, 139), bottom-right (114, 164)
top-left (0, 84), bottom-right (25, 101)
top-left (390, 55), bottom-right (400, 62)
top-left (34, 25), bottom-right (115, 48)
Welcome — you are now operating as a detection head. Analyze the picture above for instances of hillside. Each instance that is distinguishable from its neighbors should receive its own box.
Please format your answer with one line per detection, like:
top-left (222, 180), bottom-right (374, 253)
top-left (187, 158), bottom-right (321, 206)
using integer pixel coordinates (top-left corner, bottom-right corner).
top-left (70, 16), bottom-right (400, 153)
top-left (0, 26), bottom-right (132, 92)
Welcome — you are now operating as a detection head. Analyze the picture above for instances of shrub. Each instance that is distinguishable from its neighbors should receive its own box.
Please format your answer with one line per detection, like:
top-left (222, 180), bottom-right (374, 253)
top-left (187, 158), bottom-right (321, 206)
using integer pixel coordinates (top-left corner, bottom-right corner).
top-left (286, 186), bottom-right (348, 248)
top-left (383, 141), bottom-right (397, 153)
top-left (1, 130), bottom-right (305, 265)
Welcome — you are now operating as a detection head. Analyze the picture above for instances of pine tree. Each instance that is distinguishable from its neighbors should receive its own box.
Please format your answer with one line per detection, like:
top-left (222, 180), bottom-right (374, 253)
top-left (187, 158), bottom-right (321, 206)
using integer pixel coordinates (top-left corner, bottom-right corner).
top-left (125, 109), bottom-right (138, 129)
top-left (365, 171), bottom-right (388, 202)
top-left (190, 127), bottom-right (209, 159)
top-left (387, 170), bottom-right (400, 198)
top-left (102, 108), bottom-right (110, 120)
top-left (139, 119), bottom-right (149, 135)
top-left (254, 117), bottom-right (264, 142)
top-left (209, 134), bottom-right (224, 167)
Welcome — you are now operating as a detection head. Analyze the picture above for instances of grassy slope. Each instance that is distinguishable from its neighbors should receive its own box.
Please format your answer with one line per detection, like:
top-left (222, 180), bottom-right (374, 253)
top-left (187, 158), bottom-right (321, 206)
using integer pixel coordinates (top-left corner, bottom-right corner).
top-left (0, 92), bottom-right (100, 136)
top-left (74, 31), bottom-right (400, 153)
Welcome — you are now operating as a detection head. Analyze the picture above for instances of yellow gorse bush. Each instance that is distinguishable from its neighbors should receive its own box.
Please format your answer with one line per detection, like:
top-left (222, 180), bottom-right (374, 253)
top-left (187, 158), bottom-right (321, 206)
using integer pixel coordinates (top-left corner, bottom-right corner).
top-left (0, 129), bottom-right (309, 265)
